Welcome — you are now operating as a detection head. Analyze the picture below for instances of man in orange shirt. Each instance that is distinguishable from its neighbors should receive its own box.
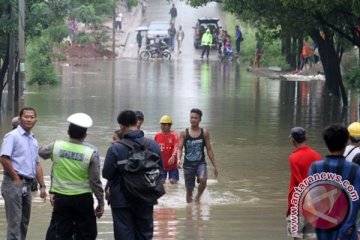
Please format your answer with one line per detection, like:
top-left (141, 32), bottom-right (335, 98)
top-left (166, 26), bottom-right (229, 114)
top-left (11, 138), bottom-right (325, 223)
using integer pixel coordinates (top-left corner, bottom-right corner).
top-left (154, 115), bottom-right (179, 184)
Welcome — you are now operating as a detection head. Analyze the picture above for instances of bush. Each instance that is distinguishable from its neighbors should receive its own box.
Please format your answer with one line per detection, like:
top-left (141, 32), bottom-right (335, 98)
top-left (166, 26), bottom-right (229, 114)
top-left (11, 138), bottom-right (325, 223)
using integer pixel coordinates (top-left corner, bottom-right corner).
top-left (76, 32), bottom-right (96, 47)
top-left (26, 37), bottom-right (58, 85)
top-left (344, 67), bottom-right (360, 88)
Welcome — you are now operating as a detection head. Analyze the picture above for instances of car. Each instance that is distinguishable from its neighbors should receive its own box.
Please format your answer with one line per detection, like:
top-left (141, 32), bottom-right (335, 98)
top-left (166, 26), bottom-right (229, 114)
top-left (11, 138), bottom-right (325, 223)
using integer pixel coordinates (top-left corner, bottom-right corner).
top-left (146, 21), bottom-right (170, 45)
top-left (193, 18), bottom-right (220, 49)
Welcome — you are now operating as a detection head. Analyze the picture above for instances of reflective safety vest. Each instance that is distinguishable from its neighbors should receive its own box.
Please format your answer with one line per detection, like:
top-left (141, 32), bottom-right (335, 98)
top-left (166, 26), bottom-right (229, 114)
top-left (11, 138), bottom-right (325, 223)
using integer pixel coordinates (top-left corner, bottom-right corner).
top-left (201, 32), bottom-right (213, 46)
top-left (50, 140), bottom-right (94, 195)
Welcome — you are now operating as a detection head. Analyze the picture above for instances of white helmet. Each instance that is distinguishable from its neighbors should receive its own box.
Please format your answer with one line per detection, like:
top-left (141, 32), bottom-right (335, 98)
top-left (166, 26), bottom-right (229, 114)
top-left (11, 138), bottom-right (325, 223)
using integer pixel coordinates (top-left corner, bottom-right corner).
top-left (67, 113), bottom-right (93, 128)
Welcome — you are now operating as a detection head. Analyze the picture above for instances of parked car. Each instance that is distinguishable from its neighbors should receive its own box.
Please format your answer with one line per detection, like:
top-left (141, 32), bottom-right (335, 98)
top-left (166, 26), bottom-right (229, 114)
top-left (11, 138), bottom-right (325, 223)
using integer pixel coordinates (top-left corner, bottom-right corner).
top-left (146, 21), bottom-right (170, 45)
top-left (193, 18), bottom-right (220, 49)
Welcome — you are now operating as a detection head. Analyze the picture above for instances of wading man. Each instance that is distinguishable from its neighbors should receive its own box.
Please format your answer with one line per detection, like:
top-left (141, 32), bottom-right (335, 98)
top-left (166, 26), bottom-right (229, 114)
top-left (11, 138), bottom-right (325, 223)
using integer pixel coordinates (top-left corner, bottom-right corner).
top-left (178, 108), bottom-right (218, 203)
top-left (286, 127), bottom-right (321, 240)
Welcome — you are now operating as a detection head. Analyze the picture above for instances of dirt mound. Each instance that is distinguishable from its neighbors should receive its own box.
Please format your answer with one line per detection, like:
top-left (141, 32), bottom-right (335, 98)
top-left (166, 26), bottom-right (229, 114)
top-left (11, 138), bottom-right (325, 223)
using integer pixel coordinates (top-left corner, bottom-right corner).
top-left (62, 43), bottom-right (116, 59)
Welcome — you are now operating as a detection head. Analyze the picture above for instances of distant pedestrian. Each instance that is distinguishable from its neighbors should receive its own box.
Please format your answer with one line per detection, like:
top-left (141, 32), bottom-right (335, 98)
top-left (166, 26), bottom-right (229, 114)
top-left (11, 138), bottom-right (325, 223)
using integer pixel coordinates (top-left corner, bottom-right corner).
top-left (0, 107), bottom-right (47, 240)
top-left (38, 112), bottom-right (104, 240)
top-left (115, 12), bottom-right (123, 32)
top-left (176, 25), bottom-right (185, 53)
top-left (68, 18), bottom-right (78, 42)
top-left (155, 115), bottom-right (179, 184)
top-left (178, 108), bottom-right (218, 203)
top-left (253, 32), bottom-right (263, 68)
top-left (235, 25), bottom-right (243, 55)
top-left (309, 124), bottom-right (360, 240)
top-left (200, 29), bottom-right (213, 59)
top-left (286, 127), bottom-right (321, 240)
top-left (141, 0), bottom-right (147, 15)
top-left (168, 24), bottom-right (176, 51)
top-left (169, 4), bottom-right (177, 25)
top-left (137, 31), bottom-right (143, 57)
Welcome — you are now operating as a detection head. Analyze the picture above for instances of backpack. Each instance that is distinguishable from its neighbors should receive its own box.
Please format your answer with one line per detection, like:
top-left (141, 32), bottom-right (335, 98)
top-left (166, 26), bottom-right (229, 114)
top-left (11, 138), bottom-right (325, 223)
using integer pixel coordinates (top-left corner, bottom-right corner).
top-left (116, 138), bottom-right (165, 203)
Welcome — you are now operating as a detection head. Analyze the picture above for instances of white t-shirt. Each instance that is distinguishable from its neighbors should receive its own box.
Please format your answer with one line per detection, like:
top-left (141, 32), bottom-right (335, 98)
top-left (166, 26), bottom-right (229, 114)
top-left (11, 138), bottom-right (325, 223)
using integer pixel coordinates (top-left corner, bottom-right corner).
top-left (344, 145), bottom-right (360, 161)
top-left (116, 13), bottom-right (123, 22)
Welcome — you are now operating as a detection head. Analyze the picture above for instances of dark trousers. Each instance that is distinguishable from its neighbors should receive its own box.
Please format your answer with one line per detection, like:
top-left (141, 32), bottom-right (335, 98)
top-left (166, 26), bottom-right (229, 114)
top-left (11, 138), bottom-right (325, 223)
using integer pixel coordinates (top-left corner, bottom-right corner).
top-left (201, 45), bottom-right (210, 58)
top-left (236, 40), bottom-right (241, 54)
top-left (111, 204), bottom-right (154, 240)
top-left (54, 193), bottom-right (97, 240)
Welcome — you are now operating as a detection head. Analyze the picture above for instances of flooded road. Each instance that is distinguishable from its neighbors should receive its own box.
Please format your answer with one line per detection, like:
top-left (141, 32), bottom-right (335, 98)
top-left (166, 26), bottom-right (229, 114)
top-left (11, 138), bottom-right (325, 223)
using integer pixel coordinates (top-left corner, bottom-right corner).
top-left (1, 58), bottom-right (358, 239)
top-left (1, 0), bottom-right (360, 239)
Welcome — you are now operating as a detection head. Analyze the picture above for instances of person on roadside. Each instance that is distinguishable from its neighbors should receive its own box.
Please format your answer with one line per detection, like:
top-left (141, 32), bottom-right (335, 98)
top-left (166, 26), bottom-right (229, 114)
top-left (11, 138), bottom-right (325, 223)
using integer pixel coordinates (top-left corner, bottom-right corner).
top-left (200, 28), bottom-right (213, 59)
top-left (102, 110), bottom-right (162, 240)
top-left (253, 32), bottom-right (263, 68)
top-left (135, 110), bottom-right (144, 129)
top-left (343, 122), bottom-right (360, 162)
top-left (168, 23), bottom-right (176, 52)
top-left (286, 127), bottom-right (321, 240)
top-left (0, 107), bottom-right (47, 240)
top-left (178, 108), bottom-right (218, 203)
top-left (176, 25), bottom-right (185, 53)
top-left (115, 12), bottom-right (123, 32)
top-left (155, 115), bottom-right (179, 184)
top-left (38, 112), bottom-right (104, 240)
top-left (308, 124), bottom-right (360, 240)
top-left (68, 18), bottom-right (78, 42)
top-left (137, 31), bottom-right (143, 57)
top-left (169, 4), bottom-right (177, 25)
top-left (235, 25), bottom-right (243, 55)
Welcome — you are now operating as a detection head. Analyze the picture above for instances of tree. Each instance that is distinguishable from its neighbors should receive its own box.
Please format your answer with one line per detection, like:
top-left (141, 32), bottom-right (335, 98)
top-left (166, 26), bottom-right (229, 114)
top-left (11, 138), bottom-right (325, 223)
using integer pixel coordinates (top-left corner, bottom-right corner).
top-left (186, 0), bottom-right (360, 106)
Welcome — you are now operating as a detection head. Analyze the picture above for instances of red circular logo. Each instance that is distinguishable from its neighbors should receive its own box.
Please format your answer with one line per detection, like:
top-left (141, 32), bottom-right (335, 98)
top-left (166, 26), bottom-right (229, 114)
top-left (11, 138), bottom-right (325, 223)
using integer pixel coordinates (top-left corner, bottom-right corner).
top-left (300, 182), bottom-right (350, 229)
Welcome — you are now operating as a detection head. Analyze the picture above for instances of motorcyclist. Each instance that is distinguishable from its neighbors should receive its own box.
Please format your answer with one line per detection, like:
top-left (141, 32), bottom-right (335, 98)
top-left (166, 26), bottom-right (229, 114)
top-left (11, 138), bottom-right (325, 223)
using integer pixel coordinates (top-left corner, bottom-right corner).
top-left (151, 35), bottom-right (168, 57)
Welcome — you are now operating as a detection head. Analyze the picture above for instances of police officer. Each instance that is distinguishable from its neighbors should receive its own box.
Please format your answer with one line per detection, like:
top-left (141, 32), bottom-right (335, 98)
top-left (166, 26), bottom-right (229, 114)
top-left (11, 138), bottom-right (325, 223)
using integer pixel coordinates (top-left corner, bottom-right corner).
top-left (201, 28), bottom-right (213, 59)
top-left (39, 113), bottom-right (104, 240)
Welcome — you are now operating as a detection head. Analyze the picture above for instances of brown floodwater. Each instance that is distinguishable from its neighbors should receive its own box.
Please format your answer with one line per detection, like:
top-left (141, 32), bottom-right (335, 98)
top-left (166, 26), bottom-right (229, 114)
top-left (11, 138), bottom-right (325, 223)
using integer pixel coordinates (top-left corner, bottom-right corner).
top-left (1, 57), bottom-right (359, 239)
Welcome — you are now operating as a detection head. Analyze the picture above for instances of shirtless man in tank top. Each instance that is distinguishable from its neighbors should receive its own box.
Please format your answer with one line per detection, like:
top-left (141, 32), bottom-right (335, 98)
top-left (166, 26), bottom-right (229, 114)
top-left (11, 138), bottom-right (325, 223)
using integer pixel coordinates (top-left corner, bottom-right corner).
top-left (178, 108), bottom-right (218, 203)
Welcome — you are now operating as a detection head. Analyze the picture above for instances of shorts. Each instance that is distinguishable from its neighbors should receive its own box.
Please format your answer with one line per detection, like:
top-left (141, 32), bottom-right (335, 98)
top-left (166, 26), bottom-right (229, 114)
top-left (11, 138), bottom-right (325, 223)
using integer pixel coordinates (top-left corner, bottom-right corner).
top-left (184, 162), bottom-right (207, 190)
top-left (286, 215), bottom-right (316, 239)
top-left (160, 168), bottom-right (179, 181)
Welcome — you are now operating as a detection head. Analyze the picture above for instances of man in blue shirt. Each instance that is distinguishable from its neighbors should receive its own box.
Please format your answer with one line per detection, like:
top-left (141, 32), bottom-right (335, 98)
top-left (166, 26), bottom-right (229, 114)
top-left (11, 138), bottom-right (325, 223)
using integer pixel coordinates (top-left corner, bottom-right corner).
top-left (0, 107), bottom-right (47, 240)
top-left (102, 110), bottom-right (162, 240)
top-left (235, 25), bottom-right (243, 55)
top-left (308, 124), bottom-right (360, 240)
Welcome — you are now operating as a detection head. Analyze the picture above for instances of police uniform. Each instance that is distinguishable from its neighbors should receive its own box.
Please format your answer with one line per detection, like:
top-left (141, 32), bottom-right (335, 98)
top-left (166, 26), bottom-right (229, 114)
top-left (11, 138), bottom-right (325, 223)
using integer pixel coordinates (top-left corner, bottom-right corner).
top-left (39, 113), bottom-right (104, 240)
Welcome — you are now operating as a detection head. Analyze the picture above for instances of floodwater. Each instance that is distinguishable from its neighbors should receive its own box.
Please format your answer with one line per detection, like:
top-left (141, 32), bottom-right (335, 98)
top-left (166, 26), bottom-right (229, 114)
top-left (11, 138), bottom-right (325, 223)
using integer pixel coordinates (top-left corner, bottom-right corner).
top-left (1, 0), bottom-right (360, 239)
top-left (1, 58), bottom-right (359, 239)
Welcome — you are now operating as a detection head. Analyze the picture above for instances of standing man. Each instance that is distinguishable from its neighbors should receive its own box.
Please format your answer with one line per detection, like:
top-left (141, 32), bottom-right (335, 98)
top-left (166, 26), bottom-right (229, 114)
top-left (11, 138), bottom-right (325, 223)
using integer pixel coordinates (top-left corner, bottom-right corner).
top-left (155, 115), bottom-right (179, 184)
top-left (169, 4), bottom-right (177, 25)
top-left (38, 113), bottom-right (104, 240)
top-left (0, 107), bottom-right (47, 240)
top-left (102, 110), bottom-right (162, 240)
top-left (178, 108), bottom-right (218, 203)
top-left (308, 124), bottom-right (360, 240)
top-left (137, 31), bottom-right (143, 57)
top-left (235, 25), bottom-right (243, 55)
top-left (176, 25), bottom-right (185, 53)
top-left (115, 12), bottom-right (123, 32)
top-left (168, 23), bottom-right (176, 52)
top-left (286, 127), bottom-right (321, 240)
top-left (200, 29), bottom-right (213, 59)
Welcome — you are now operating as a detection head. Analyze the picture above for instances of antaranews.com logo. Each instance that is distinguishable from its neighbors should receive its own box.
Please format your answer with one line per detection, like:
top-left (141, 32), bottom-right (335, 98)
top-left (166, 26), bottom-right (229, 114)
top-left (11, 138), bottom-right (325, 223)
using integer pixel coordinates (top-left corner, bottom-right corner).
top-left (290, 172), bottom-right (359, 232)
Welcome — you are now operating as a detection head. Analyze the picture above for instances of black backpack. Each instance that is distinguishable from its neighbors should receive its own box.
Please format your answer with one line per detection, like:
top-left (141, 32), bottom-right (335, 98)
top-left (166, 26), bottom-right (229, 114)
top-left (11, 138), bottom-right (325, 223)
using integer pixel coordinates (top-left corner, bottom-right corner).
top-left (117, 138), bottom-right (165, 203)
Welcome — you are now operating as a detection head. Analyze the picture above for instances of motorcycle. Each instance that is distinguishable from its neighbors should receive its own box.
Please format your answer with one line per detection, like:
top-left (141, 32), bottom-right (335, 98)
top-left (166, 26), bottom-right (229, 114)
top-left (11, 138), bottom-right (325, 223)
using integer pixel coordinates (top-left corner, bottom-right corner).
top-left (140, 45), bottom-right (171, 60)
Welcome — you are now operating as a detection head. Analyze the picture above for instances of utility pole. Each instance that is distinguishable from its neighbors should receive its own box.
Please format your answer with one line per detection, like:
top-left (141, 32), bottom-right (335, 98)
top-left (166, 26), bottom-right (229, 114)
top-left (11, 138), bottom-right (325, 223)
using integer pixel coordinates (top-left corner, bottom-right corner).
top-left (18, 0), bottom-right (25, 110)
